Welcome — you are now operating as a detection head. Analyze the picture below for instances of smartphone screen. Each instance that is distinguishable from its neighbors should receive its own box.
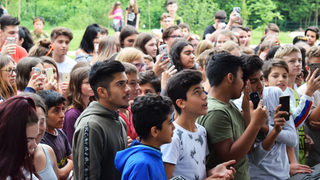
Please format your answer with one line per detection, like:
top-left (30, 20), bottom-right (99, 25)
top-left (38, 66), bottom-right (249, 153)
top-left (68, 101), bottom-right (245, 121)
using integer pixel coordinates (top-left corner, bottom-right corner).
top-left (249, 92), bottom-right (260, 109)
top-left (279, 95), bottom-right (290, 121)
top-left (309, 63), bottom-right (320, 78)
top-left (45, 68), bottom-right (54, 80)
top-left (62, 73), bottom-right (70, 83)
top-left (32, 67), bottom-right (41, 76)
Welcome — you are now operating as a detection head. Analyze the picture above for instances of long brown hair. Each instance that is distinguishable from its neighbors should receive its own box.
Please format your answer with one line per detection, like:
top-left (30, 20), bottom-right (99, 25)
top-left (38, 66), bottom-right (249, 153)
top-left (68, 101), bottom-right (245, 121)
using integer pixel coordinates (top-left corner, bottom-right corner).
top-left (66, 67), bottom-right (95, 111)
top-left (92, 36), bottom-right (121, 64)
top-left (40, 56), bottom-right (62, 94)
top-left (0, 55), bottom-right (17, 100)
top-left (108, 1), bottom-right (121, 16)
top-left (16, 57), bottom-right (43, 91)
top-left (127, 0), bottom-right (139, 14)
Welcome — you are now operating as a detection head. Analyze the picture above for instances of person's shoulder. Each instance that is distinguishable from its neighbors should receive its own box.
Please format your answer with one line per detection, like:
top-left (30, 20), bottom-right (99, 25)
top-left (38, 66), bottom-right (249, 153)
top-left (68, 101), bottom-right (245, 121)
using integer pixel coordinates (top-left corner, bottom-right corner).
top-left (75, 48), bottom-right (85, 54)
top-left (40, 144), bottom-right (56, 158)
top-left (64, 56), bottom-right (76, 64)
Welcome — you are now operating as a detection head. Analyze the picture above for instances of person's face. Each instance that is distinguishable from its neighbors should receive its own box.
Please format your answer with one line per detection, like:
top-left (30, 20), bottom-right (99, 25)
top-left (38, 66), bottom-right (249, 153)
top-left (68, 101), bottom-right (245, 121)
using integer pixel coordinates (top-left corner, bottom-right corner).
top-left (122, 34), bottom-right (137, 48)
top-left (266, 30), bottom-right (279, 36)
top-left (231, 67), bottom-right (244, 99)
top-left (1, 61), bottom-right (16, 86)
top-left (247, 31), bottom-right (252, 44)
top-left (216, 34), bottom-right (231, 48)
top-left (139, 82), bottom-right (159, 96)
top-left (126, 72), bottom-right (140, 100)
top-left (190, 39), bottom-right (199, 51)
top-left (265, 67), bottom-right (288, 91)
top-left (157, 113), bottom-right (175, 144)
top-left (35, 106), bottom-right (46, 144)
top-left (130, 0), bottom-right (134, 6)
top-left (282, 52), bottom-right (302, 76)
top-left (238, 30), bottom-right (248, 47)
top-left (132, 56), bottom-right (147, 72)
top-left (248, 70), bottom-right (264, 99)
top-left (43, 63), bottom-right (58, 80)
top-left (306, 31), bottom-right (317, 46)
top-left (81, 77), bottom-right (94, 97)
top-left (230, 48), bottom-right (241, 56)
top-left (165, 29), bottom-right (182, 48)
top-left (105, 72), bottom-right (130, 109)
top-left (214, 18), bottom-right (225, 25)
top-left (180, 45), bottom-right (195, 70)
top-left (33, 21), bottom-right (44, 32)
top-left (181, 28), bottom-right (189, 37)
top-left (182, 84), bottom-right (208, 117)
top-left (167, 3), bottom-right (178, 14)
top-left (94, 32), bottom-right (101, 45)
top-left (31, 63), bottom-right (46, 90)
top-left (0, 25), bottom-right (19, 44)
top-left (144, 38), bottom-right (157, 58)
top-left (46, 104), bottom-right (65, 130)
top-left (51, 35), bottom-right (71, 56)
top-left (144, 58), bottom-right (154, 70)
top-left (27, 123), bottom-right (39, 155)
top-left (161, 17), bottom-right (174, 30)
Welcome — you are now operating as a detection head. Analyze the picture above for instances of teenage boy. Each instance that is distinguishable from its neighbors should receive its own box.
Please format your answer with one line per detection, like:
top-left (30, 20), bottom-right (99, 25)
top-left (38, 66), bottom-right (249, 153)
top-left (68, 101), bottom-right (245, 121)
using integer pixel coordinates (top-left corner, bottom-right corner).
top-left (178, 23), bottom-right (190, 37)
top-left (138, 70), bottom-right (161, 96)
top-left (163, 69), bottom-right (236, 180)
top-left (73, 60), bottom-right (129, 179)
top-left (274, 44), bottom-right (320, 165)
top-left (160, 13), bottom-right (174, 33)
top-left (0, 15), bottom-right (28, 63)
top-left (197, 53), bottom-right (268, 179)
top-left (167, 0), bottom-right (183, 25)
top-left (254, 23), bottom-right (280, 54)
top-left (297, 46), bottom-right (320, 167)
top-left (305, 26), bottom-right (319, 47)
top-left (232, 26), bottom-right (248, 47)
top-left (234, 55), bottom-right (298, 179)
top-left (37, 90), bottom-right (73, 180)
top-left (50, 27), bottom-right (76, 74)
top-left (99, 25), bottom-right (108, 37)
top-left (162, 25), bottom-right (182, 53)
top-left (31, 16), bottom-right (49, 43)
top-left (115, 94), bottom-right (174, 180)
top-left (203, 10), bottom-right (239, 41)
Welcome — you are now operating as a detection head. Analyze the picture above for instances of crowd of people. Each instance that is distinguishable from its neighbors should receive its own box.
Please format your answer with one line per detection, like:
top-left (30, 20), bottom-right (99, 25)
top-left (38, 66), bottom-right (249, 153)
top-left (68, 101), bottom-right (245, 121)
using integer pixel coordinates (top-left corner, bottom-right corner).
top-left (1, 0), bottom-right (320, 179)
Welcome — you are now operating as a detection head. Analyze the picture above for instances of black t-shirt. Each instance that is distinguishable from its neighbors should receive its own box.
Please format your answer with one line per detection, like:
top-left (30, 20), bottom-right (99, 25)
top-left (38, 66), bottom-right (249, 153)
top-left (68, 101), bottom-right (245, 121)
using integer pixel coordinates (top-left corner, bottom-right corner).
top-left (126, 7), bottom-right (140, 26)
top-left (203, 25), bottom-right (216, 40)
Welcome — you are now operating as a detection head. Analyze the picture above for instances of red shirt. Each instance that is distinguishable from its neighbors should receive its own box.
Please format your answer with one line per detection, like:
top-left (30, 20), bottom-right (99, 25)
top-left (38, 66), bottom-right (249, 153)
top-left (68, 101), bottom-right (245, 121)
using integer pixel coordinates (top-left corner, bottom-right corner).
top-left (0, 45), bottom-right (28, 63)
top-left (119, 107), bottom-right (138, 140)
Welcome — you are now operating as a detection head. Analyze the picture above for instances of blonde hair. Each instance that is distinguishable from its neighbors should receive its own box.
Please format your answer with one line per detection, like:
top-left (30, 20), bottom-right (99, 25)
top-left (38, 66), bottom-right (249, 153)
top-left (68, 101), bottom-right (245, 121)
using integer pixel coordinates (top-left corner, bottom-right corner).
top-left (274, 44), bottom-right (301, 59)
top-left (220, 41), bottom-right (240, 52)
top-left (214, 29), bottom-right (235, 47)
top-left (92, 36), bottom-right (121, 64)
top-left (241, 46), bottom-right (255, 55)
top-left (195, 40), bottom-right (214, 58)
top-left (116, 47), bottom-right (144, 63)
top-left (0, 55), bottom-right (17, 100)
top-left (258, 40), bottom-right (277, 55)
top-left (306, 46), bottom-right (320, 66)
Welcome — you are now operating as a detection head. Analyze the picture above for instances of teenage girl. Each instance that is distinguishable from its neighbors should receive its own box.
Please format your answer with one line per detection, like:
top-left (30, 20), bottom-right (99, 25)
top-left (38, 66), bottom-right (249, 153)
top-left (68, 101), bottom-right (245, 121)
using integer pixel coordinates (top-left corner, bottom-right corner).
top-left (125, 0), bottom-right (140, 30)
top-left (108, 1), bottom-right (124, 37)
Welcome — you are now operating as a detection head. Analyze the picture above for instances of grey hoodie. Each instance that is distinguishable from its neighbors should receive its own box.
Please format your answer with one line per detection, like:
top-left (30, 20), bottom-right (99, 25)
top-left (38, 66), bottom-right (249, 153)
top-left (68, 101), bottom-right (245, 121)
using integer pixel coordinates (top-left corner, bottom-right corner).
top-left (72, 101), bottom-right (127, 180)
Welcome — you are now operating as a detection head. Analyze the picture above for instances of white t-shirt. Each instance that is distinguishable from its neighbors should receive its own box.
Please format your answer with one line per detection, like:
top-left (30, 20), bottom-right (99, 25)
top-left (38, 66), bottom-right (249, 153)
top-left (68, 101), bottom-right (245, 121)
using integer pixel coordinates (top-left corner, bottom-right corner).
top-left (161, 122), bottom-right (209, 180)
top-left (55, 55), bottom-right (77, 74)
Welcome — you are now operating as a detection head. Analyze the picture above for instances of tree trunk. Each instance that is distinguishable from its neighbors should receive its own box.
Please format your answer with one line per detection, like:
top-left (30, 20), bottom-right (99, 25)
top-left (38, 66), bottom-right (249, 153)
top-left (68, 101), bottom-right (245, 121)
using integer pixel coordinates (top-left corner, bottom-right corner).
top-left (316, 0), bottom-right (319, 26)
top-left (18, 0), bottom-right (21, 20)
top-left (5, 0), bottom-right (7, 9)
top-left (148, 0), bottom-right (151, 29)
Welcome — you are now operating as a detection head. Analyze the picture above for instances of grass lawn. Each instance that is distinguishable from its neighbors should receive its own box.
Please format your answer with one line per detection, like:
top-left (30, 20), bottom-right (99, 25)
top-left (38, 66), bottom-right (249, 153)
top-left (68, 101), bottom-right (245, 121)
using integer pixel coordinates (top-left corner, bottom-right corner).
top-left (42, 28), bottom-right (293, 51)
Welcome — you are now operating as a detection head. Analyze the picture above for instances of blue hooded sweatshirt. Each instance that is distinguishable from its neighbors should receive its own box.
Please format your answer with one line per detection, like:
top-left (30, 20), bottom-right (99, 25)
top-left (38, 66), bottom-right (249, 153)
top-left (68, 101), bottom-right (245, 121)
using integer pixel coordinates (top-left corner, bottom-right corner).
top-left (115, 140), bottom-right (167, 180)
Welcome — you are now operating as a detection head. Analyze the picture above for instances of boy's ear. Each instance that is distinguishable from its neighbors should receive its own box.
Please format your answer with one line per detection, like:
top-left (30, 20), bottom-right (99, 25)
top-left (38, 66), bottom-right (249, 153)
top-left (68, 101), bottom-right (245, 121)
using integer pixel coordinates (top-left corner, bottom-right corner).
top-left (306, 66), bottom-right (310, 72)
top-left (150, 126), bottom-right (159, 138)
top-left (226, 73), bottom-right (234, 84)
top-left (97, 87), bottom-right (108, 100)
top-left (176, 99), bottom-right (185, 109)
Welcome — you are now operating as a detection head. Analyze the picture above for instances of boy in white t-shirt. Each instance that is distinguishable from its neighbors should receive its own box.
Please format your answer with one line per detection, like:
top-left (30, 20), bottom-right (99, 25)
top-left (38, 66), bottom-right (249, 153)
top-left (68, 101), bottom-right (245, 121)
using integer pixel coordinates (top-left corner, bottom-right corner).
top-left (162, 69), bottom-right (236, 180)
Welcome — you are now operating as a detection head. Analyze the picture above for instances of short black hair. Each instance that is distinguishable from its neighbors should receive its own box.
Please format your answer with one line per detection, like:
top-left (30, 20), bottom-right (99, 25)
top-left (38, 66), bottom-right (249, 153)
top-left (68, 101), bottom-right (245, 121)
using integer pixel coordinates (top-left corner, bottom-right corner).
top-left (265, 46), bottom-right (281, 61)
top-left (305, 26), bottom-right (319, 39)
top-left (166, 69), bottom-right (202, 114)
top-left (37, 90), bottom-right (66, 111)
top-left (131, 94), bottom-right (173, 140)
top-left (33, 16), bottom-right (45, 25)
top-left (89, 60), bottom-right (125, 99)
top-left (139, 71), bottom-right (161, 93)
top-left (167, 0), bottom-right (177, 6)
top-left (206, 53), bottom-right (242, 87)
top-left (170, 39), bottom-right (194, 72)
top-left (0, 15), bottom-right (20, 31)
top-left (240, 55), bottom-right (264, 81)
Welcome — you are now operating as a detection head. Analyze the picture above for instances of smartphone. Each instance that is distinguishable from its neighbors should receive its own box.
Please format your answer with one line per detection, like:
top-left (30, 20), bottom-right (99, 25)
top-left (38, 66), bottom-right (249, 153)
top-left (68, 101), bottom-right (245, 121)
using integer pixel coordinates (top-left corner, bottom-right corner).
top-left (7, 37), bottom-right (15, 45)
top-left (309, 62), bottom-right (320, 78)
top-left (159, 44), bottom-right (169, 61)
top-left (62, 72), bottom-right (70, 83)
top-left (233, 7), bottom-right (241, 17)
top-left (279, 95), bottom-right (290, 121)
top-left (249, 92), bottom-right (260, 109)
top-left (45, 68), bottom-right (54, 80)
top-left (32, 67), bottom-right (41, 76)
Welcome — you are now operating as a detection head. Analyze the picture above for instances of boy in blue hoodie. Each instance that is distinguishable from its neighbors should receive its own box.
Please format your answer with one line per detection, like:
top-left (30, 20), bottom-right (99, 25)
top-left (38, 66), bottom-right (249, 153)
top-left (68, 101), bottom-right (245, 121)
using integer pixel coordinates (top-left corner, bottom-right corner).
top-left (115, 94), bottom-right (175, 180)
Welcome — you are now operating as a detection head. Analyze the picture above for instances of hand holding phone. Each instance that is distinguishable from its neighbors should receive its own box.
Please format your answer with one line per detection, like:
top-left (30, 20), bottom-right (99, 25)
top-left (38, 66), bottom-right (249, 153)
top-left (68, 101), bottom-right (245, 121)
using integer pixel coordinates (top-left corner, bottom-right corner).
top-left (32, 67), bottom-right (41, 89)
top-left (249, 92), bottom-right (260, 109)
top-left (233, 7), bottom-right (241, 18)
top-left (45, 68), bottom-right (54, 80)
top-left (159, 44), bottom-right (169, 61)
top-left (309, 63), bottom-right (320, 79)
top-left (279, 95), bottom-right (290, 121)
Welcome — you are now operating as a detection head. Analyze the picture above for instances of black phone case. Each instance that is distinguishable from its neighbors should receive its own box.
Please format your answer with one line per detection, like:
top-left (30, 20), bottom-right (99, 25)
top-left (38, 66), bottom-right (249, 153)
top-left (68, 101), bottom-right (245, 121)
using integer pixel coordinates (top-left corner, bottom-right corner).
top-left (309, 63), bottom-right (320, 78)
top-left (279, 95), bottom-right (290, 121)
top-left (250, 92), bottom-right (260, 109)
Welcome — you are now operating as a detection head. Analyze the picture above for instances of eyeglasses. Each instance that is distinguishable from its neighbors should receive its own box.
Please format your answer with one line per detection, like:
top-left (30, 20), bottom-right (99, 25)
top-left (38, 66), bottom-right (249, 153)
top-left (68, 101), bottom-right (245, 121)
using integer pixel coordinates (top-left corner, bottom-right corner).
top-left (1, 68), bottom-right (17, 75)
top-left (163, 20), bottom-right (172, 23)
top-left (186, 34), bottom-right (200, 41)
top-left (133, 63), bottom-right (148, 71)
top-left (46, 45), bottom-right (54, 56)
top-left (169, 35), bottom-right (183, 39)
